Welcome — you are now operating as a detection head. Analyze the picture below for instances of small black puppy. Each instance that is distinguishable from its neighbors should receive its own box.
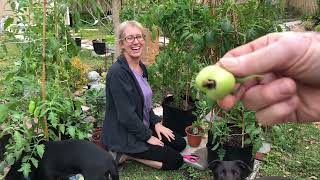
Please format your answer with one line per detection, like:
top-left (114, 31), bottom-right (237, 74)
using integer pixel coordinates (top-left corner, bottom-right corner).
top-left (5, 139), bottom-right (119, 180)
top-left (208, 160), bottom-right (252, 180)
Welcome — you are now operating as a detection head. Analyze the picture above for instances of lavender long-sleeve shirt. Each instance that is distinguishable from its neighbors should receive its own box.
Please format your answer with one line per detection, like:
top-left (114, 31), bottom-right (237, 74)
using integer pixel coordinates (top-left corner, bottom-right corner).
top-left (130, 66), bottom-right (153, 128)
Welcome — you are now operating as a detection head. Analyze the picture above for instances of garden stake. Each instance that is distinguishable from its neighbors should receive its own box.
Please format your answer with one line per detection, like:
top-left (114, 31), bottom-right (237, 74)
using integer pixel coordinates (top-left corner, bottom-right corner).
top-left (241, 106), bottom-right (245, 148)
top-left (41, 0), bottom-right (49, 140)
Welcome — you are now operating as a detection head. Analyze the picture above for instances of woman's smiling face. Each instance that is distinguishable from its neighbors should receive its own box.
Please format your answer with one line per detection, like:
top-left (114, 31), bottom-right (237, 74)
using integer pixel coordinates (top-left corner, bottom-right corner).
top-left (121, 25), bottom-right (145, 60)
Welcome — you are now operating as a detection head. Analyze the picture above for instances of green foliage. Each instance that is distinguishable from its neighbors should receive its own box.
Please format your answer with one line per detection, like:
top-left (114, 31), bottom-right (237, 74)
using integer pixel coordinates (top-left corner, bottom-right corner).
top-left (143, 0), bottom-right (282, 109)
top-left (0, 0), bottom-right (104, 177)
top-left (83, 88), bottom-right (106, 127)
top-left (315, 24), bottom-right (320, 32)
top-left (208, 103), bottom-right (262, 157)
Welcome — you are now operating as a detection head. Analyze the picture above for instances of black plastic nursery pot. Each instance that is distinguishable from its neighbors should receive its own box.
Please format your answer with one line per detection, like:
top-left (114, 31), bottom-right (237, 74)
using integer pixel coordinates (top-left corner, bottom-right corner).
top-left (75, 37), bottom-right (81, 47)
top-left (206, 130), bottom-right (254, 169)
top-left (162, 96), bottom-right (197, 137)
top-left (92, 39), bottom-right (106, 55)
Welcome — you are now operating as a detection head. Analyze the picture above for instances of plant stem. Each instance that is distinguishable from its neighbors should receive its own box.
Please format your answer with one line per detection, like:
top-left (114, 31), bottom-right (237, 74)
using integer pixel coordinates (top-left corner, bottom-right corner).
top-left (209, 108), bottom-right (214, 129)
top-left (41, 0), bottom-right (49, 140)
top-left (236, 74), bottom-right (264, 84)
top-left (241, 106), bottom-right (244, 148)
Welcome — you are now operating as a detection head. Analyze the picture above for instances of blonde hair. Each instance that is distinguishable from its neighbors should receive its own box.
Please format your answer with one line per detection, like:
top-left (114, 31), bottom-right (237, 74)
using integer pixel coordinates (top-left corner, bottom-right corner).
top-left (117, 20), bottom-right (145, 44)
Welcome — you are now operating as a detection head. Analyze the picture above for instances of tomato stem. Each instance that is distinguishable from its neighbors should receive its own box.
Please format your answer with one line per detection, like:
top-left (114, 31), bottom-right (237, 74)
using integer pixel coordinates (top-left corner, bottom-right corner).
top-left (236, 74), bottom-right (263, 84)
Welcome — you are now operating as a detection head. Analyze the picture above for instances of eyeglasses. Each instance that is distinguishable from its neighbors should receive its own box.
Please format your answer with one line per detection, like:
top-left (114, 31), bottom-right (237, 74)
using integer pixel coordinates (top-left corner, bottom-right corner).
top-left (123, 34), bottom-right (145, 43)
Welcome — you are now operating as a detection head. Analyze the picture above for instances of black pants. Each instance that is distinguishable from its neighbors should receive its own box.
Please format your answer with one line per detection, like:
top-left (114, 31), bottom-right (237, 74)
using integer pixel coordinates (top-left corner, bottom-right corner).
top-left (126, 130), bottom-right (186, 170)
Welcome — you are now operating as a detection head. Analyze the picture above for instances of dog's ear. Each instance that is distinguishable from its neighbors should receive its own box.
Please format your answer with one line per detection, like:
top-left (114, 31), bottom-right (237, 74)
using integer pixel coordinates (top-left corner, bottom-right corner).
top-left (234, 160), bottom-right (252, 177)
top-left (208, 160), bottom-right (222, 170)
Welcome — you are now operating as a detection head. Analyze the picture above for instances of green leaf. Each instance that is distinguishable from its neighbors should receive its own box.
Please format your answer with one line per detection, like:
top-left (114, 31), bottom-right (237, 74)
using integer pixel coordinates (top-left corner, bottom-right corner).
top-left (205, 31), bottom-right (215, 48)
top-left (30, 158), bottom-right (38, 168)
top-left (19, 162), bottom-right (31, 178)
top-left (48, 112), bottom-right (58, 128)
top-left (211, 143), bottom-right (220, 151)
top-left (221, 18), bottom-right (233, 33)
top-left (151, 25), bottom-right (158, 42)
top-left (244, 138), bottom-right (251, 144)
top-left (251, 128), bottom-right (261, 136)
top-left (14, 131), bottom-right (24, 149)
top-left (36, 144), bottom-right (45, 158)
top-left (67, 126), bottom-right (76, 138)
top-left (59, 124), bottom-right (65, 134)
top-left (4, 17), bottom-right (14, 30)
top-left (0, 161), bottom-right (5, 174)
top-left (272, 125), bottom-right (281, 135)
top-left (0, 104), bottom-right (9, 124)
top-left (5, 153), bottom-right (15, 166)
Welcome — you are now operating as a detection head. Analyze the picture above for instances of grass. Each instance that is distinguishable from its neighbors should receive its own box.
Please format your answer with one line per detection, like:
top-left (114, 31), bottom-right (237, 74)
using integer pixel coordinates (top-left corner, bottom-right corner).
top-left (260, 123), bottom-right (320, 179)
top-left (77, 49), bottom-right (111, 72)
top-left (78, 24), bottom-right (113, 41)
top-left (120, 162), bottom-right (210, 180)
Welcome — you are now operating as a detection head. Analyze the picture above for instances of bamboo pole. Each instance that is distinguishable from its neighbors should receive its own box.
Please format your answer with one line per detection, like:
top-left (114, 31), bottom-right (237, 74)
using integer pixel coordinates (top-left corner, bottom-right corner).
top-left (112, 0), bottom-right (121, 61)
top-left (41, 0), bottom-right (49, 140)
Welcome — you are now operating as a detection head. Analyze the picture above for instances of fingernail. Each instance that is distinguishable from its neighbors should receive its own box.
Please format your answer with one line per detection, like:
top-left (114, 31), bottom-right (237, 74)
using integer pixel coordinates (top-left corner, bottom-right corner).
top-left (220, 57), bottom-right (238, 67)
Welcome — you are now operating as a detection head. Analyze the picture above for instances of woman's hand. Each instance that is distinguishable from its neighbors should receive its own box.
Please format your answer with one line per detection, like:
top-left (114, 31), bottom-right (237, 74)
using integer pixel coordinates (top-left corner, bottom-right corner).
top-left (154, 123), bottom-right (175, 142)
top-left (147, 136), bottom-right (164, 147)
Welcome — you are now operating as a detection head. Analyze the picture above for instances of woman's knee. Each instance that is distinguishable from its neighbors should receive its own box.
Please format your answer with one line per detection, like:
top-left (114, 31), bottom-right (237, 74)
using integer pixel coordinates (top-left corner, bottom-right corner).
top-left (161, 153), bottom-right (183, 170)
top-left (174, 136), bottom-right (187, 152)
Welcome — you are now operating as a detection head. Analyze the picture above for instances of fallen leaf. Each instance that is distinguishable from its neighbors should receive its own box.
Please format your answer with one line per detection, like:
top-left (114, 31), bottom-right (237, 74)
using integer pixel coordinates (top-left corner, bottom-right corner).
top-left (81, 105), bottom-right (90, 112)
top-left (33, 117), bottom-right (39, 124)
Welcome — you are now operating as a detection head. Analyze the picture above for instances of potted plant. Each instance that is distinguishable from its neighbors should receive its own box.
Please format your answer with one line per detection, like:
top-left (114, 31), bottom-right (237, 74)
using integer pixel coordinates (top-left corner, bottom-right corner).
top-left (206, 103), bottom-right (263, 168)
top-left (141, 0), bottom-right (218, 136)
top-left (184, 99), bottom-right (212, 147)
top-left (185, 119), bottom-right (205, 148)
top-left (83, 88), bottom-right (106, 149)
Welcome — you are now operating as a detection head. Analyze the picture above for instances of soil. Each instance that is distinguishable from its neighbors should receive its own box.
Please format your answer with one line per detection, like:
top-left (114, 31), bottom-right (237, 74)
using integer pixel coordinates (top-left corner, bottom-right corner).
top-left (225, 126), bottom-right (250, 148)
top-left (164, 100), bottom-right (195, 111)
top-left (187, 127), bottom-right (202, 135)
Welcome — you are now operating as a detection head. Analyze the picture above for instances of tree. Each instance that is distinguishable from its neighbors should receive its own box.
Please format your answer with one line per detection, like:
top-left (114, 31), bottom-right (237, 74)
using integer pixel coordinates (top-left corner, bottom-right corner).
top-left (112, 0), bottom-right (121, 61)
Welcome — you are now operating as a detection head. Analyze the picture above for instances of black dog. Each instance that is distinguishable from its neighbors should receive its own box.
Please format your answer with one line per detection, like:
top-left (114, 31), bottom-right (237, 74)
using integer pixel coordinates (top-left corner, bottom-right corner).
top-left (208, 160), bottom-right (252, 180)
top-left (5, 139), bottom-right (119, 180)
top-left (208, 160), bottom-right (292, 180)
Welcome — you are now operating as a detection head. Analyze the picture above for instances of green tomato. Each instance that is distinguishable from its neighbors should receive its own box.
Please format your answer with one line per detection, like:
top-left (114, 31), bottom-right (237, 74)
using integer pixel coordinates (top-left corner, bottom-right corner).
top-left (195, 65), bottom-right (236, 100)
top-left (31, 63), bottom-right (37, 70)
top-left (28, 100), bottom-right (36, 114)
top-left (33, 106), bottom-right (41, 117)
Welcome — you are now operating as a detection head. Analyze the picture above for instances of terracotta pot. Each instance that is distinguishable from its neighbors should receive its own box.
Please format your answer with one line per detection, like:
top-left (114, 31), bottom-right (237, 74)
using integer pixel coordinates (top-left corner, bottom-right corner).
top-left (185, 125), bottom-right (203, 147)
